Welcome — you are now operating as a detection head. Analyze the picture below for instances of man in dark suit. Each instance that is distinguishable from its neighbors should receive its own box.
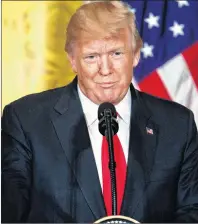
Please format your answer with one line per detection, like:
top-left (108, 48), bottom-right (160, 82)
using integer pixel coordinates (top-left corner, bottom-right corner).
top-left (2, 1), bottom-right (198, 223)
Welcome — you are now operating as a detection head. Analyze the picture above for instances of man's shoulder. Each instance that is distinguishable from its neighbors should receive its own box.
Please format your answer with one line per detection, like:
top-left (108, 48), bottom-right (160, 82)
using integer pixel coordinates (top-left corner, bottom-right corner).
top-left (8, 86), bottom-right (64, 111)
top-left (3, 82), bottom-right (74, 118)
top-left (138, 90), bottom-right (192, 121)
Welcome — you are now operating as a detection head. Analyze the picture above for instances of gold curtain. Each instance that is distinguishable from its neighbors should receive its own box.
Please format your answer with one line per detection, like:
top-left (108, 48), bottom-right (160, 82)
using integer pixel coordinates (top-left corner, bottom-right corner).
top-left (2, 1), bottom-right (83, 110)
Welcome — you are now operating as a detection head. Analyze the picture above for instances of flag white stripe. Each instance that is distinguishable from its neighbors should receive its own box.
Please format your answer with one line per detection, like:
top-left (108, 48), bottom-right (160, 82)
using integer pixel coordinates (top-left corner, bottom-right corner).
top-left (157, 54), bottom-right (198, 127)
top-left (132, 78), bottom-right (140, 90)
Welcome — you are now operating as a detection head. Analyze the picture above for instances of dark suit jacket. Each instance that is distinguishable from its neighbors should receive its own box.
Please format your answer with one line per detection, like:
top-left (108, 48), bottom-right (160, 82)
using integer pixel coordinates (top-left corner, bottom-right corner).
top-left (2, 77), bottom-right (198, 223)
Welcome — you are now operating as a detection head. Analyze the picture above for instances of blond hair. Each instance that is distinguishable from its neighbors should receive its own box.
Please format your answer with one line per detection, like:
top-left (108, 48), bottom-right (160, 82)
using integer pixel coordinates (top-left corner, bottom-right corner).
top-left (65, 1), bottom-right (142, 54)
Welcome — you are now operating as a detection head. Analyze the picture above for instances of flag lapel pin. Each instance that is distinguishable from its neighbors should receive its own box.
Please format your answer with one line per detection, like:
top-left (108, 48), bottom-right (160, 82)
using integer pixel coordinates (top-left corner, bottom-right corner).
top-left (146, 127), bottom-right (154, 135)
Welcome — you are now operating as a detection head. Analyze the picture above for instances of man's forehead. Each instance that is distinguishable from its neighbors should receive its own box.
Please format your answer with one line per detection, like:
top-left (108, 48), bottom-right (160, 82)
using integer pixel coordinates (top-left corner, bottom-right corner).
top-left (83, 39), bottom-right (124, 49)
top-left (79, 35), bottom-right (130, 53)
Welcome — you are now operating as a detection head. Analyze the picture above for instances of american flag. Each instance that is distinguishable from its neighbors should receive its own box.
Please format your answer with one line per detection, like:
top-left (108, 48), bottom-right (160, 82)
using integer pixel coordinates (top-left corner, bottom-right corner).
top-left (146, 127), bottom-right (154, 135)
top-left (124, 0), bottom-right (198, 127)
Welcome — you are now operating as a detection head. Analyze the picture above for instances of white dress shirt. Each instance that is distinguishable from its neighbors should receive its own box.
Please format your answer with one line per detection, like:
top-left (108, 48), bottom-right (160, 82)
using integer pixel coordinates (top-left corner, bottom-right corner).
top-left (78, 85), bottom-right (131, 189)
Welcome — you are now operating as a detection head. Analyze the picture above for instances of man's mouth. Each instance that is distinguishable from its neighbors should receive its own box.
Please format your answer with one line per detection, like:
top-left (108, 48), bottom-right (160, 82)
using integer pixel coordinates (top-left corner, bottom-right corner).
top-left (98, 82), bottom-right (117, 88)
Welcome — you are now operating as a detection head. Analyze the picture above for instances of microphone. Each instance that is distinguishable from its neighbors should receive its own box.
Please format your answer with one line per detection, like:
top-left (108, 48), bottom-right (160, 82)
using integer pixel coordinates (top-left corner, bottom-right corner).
top-left (98, 102), bottom-right (119, 136)
top-left (98, 102), bottom-right (119, 216)
top-left (96, 103), bottom-right (140, 223)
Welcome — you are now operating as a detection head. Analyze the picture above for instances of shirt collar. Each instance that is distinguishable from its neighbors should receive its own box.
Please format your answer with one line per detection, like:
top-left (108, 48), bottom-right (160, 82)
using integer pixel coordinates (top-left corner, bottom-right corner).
top-left (78, 85), bottom-right (131, 127)
top-left (115, 88), bottom-right (131, 125)
top-left (78, 85), bottom-right (99, 127)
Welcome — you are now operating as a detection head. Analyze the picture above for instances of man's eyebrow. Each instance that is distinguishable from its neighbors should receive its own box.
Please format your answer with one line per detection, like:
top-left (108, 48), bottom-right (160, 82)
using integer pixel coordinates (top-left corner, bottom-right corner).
top-left (108, 47), bottom-right (125, 52)
top-left (82, 47), bottom-right (126, 55)
top-left (83, 51), bottom-right (99, 55)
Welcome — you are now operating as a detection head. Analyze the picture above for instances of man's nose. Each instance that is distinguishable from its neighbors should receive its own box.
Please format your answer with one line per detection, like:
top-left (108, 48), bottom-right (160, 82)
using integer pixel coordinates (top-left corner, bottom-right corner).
top-left (99, 55), bottom-right (112, 76)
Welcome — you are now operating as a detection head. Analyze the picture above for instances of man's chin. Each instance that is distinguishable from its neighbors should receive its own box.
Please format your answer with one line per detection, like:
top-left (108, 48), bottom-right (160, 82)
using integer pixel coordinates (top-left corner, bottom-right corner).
top-left (97, 95), bottom-right (118, 105)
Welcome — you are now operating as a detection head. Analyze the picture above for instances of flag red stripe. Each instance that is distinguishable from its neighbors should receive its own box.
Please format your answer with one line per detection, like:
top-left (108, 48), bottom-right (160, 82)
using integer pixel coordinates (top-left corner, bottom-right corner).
top-left (138, 70), bottom-right (171, 100)
top-left (182, 41), bottom-right (198, 89)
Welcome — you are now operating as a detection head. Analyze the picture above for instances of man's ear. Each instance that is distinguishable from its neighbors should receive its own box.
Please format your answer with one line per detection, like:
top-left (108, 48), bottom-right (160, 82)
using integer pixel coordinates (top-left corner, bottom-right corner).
top-left (67, 53), bottom-right (77, 73)
top-left (133, 50), bottom-right (140, 67)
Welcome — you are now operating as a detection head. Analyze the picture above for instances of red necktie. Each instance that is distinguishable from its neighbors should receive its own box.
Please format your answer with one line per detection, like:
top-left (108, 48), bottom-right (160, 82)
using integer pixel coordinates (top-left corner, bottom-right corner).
top-left (102, 134), bottom-right (127, 216)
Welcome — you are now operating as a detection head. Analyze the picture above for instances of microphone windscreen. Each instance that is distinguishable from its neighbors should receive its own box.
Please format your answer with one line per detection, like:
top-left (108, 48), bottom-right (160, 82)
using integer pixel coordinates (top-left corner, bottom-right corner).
top-left (98, 102), bottom-right (117, 120)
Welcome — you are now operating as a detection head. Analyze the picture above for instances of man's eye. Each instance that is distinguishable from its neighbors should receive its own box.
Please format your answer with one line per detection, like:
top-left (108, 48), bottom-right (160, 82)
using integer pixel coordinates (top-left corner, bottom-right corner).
top-left (87, 55), bottom-right (95, 59)
top-left (112, 51), bottom-right (123, 57)
top-left (84, 55), bottom-right (98, 62)
top-left (85, 55), bottom-right (97, 60)
top-left (115, 52), bottom-right (121, 55)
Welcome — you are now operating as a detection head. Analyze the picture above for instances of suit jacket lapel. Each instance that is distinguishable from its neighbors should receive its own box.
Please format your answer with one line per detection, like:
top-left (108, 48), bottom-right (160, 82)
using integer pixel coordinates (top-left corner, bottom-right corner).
top-left (121, 85), bottom-right (158, 221)
top-left (51, 79), bottom-right (158, 221)
top-left (51, 78), bottom-right (106, 220)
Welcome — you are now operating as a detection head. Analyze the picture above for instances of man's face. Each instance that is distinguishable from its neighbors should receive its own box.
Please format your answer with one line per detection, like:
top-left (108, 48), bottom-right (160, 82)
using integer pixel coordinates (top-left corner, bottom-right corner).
top-left (68, 28), bottom-right (140, 105)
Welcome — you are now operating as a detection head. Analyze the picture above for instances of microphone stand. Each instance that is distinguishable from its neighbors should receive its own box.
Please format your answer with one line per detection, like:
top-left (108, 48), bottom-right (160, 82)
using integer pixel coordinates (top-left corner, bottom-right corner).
top-left (97, 104), bottom-right (139, 223)
top-left (104, 109), bottom-right (117, 216)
